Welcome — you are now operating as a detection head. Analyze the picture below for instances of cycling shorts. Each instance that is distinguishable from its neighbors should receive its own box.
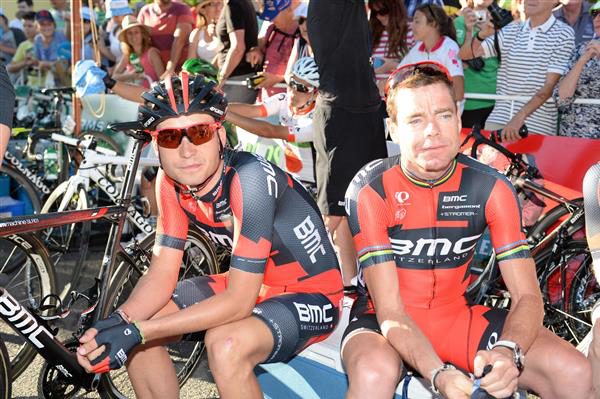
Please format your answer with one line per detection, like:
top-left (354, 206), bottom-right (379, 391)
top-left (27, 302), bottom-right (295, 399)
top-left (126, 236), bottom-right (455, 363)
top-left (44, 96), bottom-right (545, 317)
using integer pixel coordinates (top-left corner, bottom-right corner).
top-left (340, 296), bottom-right (507, 372)
top-left (172, 273), bottom-right (341, 363)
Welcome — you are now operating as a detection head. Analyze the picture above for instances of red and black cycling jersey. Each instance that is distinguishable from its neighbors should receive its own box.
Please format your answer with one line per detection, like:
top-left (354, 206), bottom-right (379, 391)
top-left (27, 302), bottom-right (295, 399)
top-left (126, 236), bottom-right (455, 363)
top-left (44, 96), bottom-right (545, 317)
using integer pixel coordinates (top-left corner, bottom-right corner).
top-left (156, 148), bottom-right (342, 297)
top-left (345, 153), bottom-right (530, 309)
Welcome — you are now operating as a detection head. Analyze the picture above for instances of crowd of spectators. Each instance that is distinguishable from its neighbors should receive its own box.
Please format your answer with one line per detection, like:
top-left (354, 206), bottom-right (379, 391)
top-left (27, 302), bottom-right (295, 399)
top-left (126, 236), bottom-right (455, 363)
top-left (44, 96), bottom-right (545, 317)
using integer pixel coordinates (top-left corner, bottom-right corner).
top-left (2, 0), bottom-right (596, 140)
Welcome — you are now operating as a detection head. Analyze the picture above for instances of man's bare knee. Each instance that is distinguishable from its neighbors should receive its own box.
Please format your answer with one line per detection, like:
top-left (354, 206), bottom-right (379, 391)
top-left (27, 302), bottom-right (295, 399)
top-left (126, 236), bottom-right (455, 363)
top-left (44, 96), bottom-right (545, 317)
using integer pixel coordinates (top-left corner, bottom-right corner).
top-left (206, 326), bottom-right (248, 379)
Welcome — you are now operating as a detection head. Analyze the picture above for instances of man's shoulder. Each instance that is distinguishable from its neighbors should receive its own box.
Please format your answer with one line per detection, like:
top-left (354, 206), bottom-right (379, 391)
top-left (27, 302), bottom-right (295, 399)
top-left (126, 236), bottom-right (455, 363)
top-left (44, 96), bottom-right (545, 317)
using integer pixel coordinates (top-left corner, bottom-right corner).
top-left (169, 1), bottom-right (193, 16)
top-left (456, 153), bottom-right (513, 190)
top-left (346, 157), bottom-right (399, 200)
top-left (550, 18), bottom-right (575, 38)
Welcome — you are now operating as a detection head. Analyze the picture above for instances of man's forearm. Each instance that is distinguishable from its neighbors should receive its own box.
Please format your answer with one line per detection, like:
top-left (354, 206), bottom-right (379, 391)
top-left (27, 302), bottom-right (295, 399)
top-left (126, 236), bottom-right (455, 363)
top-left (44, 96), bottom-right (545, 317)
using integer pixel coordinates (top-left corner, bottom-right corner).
top-left (111, 81), bottom-right (147, 104)
top-left (514, 87), bottom-right (554, 122)
top-left (499, 294), bottom-right (543, 352)
top-left (220, 45), bottom-right (245, 81)
top-left (226, 111), bottom-right (287, 140)
top-left (168, 25), bottom-right (191, 71)
top-left (141, 290), bottom-right (253, 341)
top-left (379, 311), bottom-right (444, 379)
top-left (7, 61), bottom-right (26, 74)
top-left (120, 268), bottom-right (179, 322)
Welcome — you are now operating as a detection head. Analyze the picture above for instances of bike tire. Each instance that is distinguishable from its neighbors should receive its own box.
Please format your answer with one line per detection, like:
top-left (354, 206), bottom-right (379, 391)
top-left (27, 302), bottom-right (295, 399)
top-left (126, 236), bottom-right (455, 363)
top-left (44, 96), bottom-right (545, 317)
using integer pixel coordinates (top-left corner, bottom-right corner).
top-left (0, 233), bottom-right (57, 379)
top-left (535, 240), bottom-right (592, 344)
top-left (40, 182), bottom-right (91, 300)
top-left (567, 243), bottom-right (597, 344)
top-left (98, 227), bottom-right (220, 399)
top-left (0, 161), bottom-right (43, 214)
top-left (0, 336), bottom-right (12, 399)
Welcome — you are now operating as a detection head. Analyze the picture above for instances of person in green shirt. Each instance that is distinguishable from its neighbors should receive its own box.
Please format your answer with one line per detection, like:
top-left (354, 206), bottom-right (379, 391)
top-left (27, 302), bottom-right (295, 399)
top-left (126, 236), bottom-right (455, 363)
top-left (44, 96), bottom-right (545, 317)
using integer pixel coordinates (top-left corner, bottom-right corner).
top-left (7, 12), bottom-right (44, 88)
top-left (455, 0), bottom-right (499, 128)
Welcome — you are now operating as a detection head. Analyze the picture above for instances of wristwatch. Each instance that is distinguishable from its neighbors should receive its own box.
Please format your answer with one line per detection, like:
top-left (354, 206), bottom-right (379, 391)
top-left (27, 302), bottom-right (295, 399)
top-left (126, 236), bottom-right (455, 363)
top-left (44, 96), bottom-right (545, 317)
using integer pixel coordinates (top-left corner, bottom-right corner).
top-left (491, 340), bottom-right (525, 375)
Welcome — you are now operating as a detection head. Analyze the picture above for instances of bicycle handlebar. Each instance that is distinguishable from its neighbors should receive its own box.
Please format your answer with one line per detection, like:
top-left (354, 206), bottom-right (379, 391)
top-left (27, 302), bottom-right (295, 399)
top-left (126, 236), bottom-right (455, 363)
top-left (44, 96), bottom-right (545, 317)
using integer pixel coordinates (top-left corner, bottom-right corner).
top-left (25, 128), bottom-right (53, 161)
top-left (108, 121), bottom-right (152, 142)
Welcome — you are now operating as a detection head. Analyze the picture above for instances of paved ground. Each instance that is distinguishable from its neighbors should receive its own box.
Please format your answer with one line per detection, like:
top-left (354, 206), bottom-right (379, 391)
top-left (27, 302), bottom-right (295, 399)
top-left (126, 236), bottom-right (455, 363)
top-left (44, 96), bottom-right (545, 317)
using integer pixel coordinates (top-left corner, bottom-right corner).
top-left (8, 235), bottom-right (220, 399)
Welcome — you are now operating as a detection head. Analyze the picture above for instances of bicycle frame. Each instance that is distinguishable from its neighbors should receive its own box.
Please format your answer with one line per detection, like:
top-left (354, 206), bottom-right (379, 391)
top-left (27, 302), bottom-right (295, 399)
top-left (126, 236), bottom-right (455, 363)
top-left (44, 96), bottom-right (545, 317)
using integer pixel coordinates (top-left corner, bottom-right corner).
top-left (0, 134), bottom-right (148, 393)
top-left (53, 133), bottom-right (159, 235)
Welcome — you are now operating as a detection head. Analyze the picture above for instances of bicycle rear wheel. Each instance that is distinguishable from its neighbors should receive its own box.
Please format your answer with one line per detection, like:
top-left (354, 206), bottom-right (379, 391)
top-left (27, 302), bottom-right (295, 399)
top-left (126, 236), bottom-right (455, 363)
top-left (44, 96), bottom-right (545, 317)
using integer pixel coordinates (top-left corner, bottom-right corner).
top-left (0, 233), bottom-right (56, 379)
top-left (99, 227), bottom-right (220, 399)
top-left (567, 244), bottom-right (597, 344)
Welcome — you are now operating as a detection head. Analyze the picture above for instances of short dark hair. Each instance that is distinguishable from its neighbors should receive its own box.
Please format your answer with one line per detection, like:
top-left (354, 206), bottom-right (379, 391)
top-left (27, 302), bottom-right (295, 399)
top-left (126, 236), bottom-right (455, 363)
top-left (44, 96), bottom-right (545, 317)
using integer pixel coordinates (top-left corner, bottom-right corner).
top-left (387, 71), bottom-right (455, 122)
top-left (18, 0), bottom-right (34, 6)
top-left (0, 15), bottom-right (8, 26)
top-left (22, 11), bottom-right (36, 21)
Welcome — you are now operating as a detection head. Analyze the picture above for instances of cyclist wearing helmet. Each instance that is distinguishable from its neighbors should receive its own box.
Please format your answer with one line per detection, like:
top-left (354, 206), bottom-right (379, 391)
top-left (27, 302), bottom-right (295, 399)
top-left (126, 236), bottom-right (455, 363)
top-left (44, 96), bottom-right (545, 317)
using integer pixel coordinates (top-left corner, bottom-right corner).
top-left (226, 57), bottom-right (319, 184)
top-left (76, 71), bottom-right (344, 399)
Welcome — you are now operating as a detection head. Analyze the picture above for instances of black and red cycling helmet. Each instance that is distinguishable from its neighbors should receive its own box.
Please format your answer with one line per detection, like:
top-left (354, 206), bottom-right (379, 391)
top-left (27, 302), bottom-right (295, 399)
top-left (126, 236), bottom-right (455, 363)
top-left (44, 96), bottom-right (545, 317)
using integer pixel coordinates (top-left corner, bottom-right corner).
top-left (138, 71), bottom-right (228, 130)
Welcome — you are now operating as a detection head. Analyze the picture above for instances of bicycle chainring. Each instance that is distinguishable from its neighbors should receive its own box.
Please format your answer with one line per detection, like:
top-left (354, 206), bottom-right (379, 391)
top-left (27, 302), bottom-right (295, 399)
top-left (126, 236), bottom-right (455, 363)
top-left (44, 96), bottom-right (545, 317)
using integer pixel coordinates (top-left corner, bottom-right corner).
top-left (38, 338), bottom-right (84, 399)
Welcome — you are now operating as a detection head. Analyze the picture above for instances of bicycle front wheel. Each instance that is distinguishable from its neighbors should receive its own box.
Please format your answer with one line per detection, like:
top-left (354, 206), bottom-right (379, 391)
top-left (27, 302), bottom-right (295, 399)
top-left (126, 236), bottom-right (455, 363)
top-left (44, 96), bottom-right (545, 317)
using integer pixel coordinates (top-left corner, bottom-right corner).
top-left (567, 243), bottom-right (597, 344)
top-left (0, 335), bottom-right (12, 399)
top-left (0, 161), bottom-right (43, 214)
top-left (0, 233), bottom-right (56, 379)
top-left (99, 227), bottom-right (220, 398)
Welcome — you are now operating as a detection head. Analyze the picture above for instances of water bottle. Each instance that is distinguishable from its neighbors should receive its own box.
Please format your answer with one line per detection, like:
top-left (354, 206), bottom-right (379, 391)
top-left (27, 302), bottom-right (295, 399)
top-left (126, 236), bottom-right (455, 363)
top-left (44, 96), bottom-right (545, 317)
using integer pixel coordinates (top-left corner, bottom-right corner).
top-left (43, 146), bottom-right (59, 181)
top-left (129, 53), bottom-right (144, 74)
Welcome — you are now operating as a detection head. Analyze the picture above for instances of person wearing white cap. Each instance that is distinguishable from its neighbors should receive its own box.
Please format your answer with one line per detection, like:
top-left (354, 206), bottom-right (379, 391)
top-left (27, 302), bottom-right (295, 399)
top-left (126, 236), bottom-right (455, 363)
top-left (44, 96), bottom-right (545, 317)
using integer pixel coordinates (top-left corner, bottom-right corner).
top-left (99, 0), bottom-right (134, 69)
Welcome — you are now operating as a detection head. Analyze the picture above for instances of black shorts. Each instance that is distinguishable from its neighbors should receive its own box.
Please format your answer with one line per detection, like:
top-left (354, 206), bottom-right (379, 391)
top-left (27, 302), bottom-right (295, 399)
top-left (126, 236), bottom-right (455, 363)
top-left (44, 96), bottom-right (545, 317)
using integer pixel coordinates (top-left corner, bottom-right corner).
top-left (312, 100), bottom-right (387, 216)
top-left (172, 275), bottom-right (339, 363)
top-left (340, 298), bottom-right (508, 372)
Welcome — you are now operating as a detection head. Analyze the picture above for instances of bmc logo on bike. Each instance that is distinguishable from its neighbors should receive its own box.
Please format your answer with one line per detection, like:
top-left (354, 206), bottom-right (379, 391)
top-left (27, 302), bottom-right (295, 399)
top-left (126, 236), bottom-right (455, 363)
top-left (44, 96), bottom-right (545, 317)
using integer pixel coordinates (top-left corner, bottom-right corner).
top-left (294, 302), bottom-right (333, 323)
top-left (293, 215), bottom-right (326, 263)
top-left (0, 289), bottom-right (53, 349)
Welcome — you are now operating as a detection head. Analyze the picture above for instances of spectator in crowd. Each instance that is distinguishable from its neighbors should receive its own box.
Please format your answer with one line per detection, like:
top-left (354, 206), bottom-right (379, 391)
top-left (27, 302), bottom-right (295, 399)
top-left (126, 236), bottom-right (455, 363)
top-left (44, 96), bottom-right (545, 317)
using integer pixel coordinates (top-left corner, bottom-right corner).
top-left (187, 0), bottom-right (224, 64)
top-left (463, 0), bottom-right (574, 139)
top-left (370, 0), bottom-right (410, 89)
top-left (554, 2), bottom-right (600, 139)
top-left (34, 10), bottom-right (68, 66)
top-left (99, 0), bottom-right (133, 71)
top-left (399, 4), bottom-right (464, 105)
top-left (10, 0), bottom-right (35, 32)
top-left (81, 7), bottom-right (98, 61)
top-left (554, 0), bottom-right (594, 47)
top-left (50, 0), bottom-right (70, 36)
top-left (113, 15), bottom-right (164, 88)
top-left (246, 0), bottom-right (299, 100)
top-left (7, 12), bottom-right (42, 87)
top-left (215, 0), bottom-right (259, 103)
top-left (511, 0), bottom-right (526, 22)
top-left (455, 0), bottom-right (498, 128)
top-left (226, 56), bottom-right (320, 185)
top-left (404, 0), bottom-right (444, 18)
top-left (284, 1), bottom-right (313, 78)
top-left (0, 14), bottom-right (17, 65)
top-left (138, 0), bottom-right (193, 77)
top-left (308, 0), bottom-right (388, 288)
top-left (0, 65), bottom-right (15, 166)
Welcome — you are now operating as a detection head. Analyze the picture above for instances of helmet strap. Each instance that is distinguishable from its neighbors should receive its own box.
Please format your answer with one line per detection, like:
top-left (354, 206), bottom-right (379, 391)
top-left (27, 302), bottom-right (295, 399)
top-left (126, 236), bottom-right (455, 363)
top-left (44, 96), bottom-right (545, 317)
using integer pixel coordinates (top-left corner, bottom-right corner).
top-left (177, 134), bottom-right (225, 201)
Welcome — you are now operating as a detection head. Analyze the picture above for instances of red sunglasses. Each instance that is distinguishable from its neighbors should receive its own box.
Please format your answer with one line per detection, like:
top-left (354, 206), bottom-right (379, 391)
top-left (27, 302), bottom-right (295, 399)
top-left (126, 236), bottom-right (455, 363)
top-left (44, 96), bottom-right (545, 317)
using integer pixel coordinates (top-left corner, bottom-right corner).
top-left (385, 61), bottom-right (453, 99)
top-left (149, 122), bottom-right (221, 149)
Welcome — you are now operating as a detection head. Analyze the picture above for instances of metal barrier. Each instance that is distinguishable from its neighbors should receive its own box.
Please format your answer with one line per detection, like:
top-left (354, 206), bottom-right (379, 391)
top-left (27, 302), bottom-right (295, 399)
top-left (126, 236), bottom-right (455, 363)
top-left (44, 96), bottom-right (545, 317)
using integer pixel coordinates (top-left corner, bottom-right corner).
top-left (464, 93), bottom-right (600, 117)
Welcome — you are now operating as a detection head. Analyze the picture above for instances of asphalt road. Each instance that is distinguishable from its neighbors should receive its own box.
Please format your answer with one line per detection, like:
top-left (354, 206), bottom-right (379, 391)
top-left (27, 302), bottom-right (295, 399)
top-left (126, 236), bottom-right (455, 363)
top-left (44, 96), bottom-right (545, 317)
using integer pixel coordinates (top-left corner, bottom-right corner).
top-left (9, 238), bottom-right (220, 399)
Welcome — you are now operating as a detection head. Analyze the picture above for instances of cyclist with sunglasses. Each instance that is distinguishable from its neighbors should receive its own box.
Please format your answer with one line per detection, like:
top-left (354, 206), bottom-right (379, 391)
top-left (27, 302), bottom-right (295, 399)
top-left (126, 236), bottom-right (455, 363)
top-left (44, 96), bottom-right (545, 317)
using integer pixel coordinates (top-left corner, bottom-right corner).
top-left (341, 61), bottom-right (593, 399)
top-left (226, 56), bottom-right (319, 184)
top-left (76, 72), bottom-right (344, 398)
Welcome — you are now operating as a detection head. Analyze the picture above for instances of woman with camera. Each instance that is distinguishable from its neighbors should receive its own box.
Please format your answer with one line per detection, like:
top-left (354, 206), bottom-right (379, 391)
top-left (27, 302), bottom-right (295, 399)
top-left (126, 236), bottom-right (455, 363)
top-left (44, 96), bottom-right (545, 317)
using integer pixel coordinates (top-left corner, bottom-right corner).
top-left (554, 2), bottom-right (600, 139)
top-left (454, 0), bottom-right (498, 128)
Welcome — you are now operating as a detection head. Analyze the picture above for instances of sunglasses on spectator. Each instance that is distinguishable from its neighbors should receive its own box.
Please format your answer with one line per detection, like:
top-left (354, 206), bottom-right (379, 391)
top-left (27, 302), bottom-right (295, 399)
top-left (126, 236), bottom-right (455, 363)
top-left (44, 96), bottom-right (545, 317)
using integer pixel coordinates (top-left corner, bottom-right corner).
top-left (297, 16), bottom-right (307, 25)
top-left (288, 78), bottom-right (314, 93)
top-left (149, 122), bottom-right (221, 149)
top-left (385, 61), bottom-right (452, 99)
top-left (591, 9), bottom-right (600, 19)
top-left (372, 7), bottom-right (390, 16)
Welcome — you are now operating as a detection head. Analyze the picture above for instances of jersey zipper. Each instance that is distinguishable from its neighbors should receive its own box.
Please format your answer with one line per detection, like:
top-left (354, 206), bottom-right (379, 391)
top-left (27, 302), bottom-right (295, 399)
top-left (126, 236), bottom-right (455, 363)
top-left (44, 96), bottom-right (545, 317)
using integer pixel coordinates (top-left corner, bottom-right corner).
top-left (428, 183), bottom-right (436, 309)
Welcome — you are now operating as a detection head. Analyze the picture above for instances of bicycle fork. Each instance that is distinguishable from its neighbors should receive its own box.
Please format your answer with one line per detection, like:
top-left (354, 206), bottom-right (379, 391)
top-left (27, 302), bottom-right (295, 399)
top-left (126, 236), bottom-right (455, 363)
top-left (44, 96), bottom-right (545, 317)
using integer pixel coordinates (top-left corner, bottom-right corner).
top-left (0, 288), bottom-right (98, 389)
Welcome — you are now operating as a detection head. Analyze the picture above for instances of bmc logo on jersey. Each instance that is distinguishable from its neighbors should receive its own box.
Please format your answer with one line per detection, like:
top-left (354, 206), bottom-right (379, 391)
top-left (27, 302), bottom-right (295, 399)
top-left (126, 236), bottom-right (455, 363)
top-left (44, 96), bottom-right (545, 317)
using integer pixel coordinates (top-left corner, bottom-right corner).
top-left (390, 233), bottom-right (482, 257)
top-left (293, 215), bottom-right (326, 263)
top-left (443, 195), bottom-right (467, 202)
top-left (294, 302), bottom-right (333, 323)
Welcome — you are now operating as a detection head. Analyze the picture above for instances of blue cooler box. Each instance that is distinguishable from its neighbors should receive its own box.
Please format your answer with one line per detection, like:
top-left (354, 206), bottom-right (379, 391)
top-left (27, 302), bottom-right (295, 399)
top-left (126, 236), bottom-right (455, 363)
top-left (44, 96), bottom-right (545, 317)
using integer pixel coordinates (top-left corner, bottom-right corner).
top-left (0, 196), bottom-right (25, 217)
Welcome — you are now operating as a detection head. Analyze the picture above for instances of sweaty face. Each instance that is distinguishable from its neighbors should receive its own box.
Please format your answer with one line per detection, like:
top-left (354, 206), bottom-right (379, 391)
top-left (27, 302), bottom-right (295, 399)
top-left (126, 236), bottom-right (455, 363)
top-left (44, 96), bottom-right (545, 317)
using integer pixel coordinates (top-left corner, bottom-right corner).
top-left (155, 113), bottom-right (224, 187)
top-left (389, 83), bottom-right (461, 180)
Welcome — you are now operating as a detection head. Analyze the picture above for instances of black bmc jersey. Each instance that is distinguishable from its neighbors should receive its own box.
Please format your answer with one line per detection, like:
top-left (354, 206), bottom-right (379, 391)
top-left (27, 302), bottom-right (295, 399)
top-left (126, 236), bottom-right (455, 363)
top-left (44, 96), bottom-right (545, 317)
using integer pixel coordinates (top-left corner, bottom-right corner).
top-left (345, 153), bottom-right (530, 309)
top-left (156, 149), bottom-right (342, 298)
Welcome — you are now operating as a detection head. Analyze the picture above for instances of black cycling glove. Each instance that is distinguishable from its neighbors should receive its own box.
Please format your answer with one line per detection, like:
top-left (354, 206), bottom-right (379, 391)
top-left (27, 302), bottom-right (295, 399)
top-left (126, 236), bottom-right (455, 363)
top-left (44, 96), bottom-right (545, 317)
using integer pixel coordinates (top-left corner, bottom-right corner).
top-left (90, 312), bottom-right (127, 332)
top-left (90, 322), bottom-right (144, 373)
